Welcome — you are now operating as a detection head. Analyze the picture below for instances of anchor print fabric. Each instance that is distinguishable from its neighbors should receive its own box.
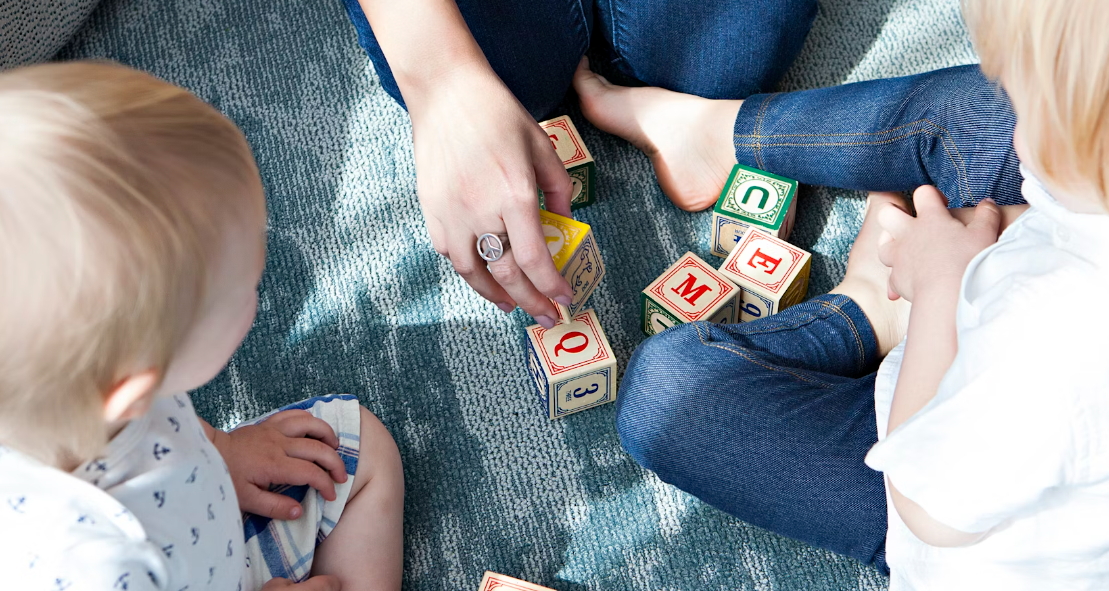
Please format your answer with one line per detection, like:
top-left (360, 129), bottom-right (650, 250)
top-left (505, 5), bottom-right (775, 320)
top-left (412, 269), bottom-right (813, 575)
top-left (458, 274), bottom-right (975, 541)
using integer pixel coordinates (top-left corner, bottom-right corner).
top-left (0, 393), bottom-right (244, 590)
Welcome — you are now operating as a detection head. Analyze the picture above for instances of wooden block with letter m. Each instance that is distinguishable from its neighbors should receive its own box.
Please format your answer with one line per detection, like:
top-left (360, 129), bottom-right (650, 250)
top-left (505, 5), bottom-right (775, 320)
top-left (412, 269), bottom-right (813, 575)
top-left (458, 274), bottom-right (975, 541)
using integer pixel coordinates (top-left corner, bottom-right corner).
top-left (711, 163), bottom-right (798, 258)
top-left (477, 572), bottom-right (555, 591)
top-left (525, 309), bottom-right (617, 419)
top-left (719, 229), bottom-right (811, 322)
top-left (539, 209), bottom-right (605, 317)
top-left (640, 252), bottom-right (741, 336)
top-left (538, 115), bottom-right (596, 210)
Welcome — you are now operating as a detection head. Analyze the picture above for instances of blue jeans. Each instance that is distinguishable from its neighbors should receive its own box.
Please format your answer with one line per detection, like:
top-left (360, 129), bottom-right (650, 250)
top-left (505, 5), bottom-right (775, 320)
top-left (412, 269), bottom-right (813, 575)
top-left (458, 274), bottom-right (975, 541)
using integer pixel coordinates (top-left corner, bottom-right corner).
top-left (617, 294), bottom-right (890, 573)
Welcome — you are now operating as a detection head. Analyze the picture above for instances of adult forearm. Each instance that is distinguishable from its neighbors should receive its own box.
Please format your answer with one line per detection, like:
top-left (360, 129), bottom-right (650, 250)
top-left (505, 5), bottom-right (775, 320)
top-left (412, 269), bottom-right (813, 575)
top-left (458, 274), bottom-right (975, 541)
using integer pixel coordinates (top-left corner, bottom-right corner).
top-left (357, 0), bottom-right (492, 101)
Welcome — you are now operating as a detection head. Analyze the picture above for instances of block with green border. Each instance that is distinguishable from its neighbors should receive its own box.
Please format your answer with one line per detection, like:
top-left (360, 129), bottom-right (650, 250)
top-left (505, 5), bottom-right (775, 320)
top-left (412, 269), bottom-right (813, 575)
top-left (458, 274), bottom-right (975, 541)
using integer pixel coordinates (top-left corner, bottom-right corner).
top-left (710, 163), bottom-right (798, 258)
top-left (538, 115), bottom-right (596, 211)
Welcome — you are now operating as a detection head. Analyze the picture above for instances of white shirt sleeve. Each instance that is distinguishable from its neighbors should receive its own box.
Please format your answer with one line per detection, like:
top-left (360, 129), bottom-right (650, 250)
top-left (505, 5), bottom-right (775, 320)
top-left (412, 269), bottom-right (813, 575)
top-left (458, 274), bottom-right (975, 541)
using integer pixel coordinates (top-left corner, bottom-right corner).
top-left (865, 275), bottom-right (1094, 535)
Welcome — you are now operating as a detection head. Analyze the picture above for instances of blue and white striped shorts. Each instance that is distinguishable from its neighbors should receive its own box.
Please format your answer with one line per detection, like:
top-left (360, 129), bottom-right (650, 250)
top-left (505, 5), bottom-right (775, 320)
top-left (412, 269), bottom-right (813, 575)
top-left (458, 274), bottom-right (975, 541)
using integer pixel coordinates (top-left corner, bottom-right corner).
top-left (236, 394), bottom-right (361, 588)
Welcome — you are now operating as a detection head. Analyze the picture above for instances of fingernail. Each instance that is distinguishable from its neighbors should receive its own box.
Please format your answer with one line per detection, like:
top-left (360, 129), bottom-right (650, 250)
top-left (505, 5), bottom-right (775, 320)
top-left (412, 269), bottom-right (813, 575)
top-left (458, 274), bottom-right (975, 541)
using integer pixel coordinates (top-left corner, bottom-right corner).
top-left (496, 302), bottom-right (515, 313)
top-left (982, 197), bottom-right (996, 204)
top-left (536, 315), bottom-right (556, 329)
top-left (289, 506), bottom-right (301, 519)
top-left (554, 295), bottom-right (572, 306)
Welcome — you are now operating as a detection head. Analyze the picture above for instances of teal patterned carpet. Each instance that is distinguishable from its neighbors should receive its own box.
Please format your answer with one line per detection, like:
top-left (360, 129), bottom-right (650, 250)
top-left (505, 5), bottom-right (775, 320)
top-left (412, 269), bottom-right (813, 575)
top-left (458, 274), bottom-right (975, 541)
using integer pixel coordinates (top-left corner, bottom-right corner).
top-left (50, 0), bottom-right (976, 588)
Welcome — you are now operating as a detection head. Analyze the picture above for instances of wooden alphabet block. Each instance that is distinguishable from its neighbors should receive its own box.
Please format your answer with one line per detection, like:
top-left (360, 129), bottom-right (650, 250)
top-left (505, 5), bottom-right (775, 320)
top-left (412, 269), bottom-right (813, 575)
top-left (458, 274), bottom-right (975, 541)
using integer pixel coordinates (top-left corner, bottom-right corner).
top-left (711, 164), bottom-right (798, 258)
top-left (539, 209), bottom-right (605, 317)
top-left (525, 309), bottom-right (617, 419)
top-left (538, 115), bottom-right (597, 210)
top-left (640, 252), bottom-right (741, 336)
top-left (477, 572), bottom-right (555, 591)
top-left (719, 229), bottom-right (811, 322)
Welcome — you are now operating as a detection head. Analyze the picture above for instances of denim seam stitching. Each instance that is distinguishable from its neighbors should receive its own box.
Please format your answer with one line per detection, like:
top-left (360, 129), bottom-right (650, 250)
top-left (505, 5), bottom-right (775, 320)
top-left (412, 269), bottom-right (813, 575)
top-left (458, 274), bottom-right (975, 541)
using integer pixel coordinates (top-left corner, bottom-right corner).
top-left (751, 93), bottom-right (778, 170)
top-left (693, 322), bottom-right (835, 388)
top-left (813, 298), bottom-right (867, 374)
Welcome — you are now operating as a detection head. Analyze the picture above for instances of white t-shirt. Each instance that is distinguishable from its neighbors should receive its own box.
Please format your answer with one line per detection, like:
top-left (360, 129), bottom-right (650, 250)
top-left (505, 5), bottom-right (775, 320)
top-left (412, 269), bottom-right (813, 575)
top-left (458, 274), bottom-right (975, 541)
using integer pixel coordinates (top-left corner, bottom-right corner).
top-left (865, 171), bottom-right (1109, 590)
top-left (0, 393), bottom-right (245, 590)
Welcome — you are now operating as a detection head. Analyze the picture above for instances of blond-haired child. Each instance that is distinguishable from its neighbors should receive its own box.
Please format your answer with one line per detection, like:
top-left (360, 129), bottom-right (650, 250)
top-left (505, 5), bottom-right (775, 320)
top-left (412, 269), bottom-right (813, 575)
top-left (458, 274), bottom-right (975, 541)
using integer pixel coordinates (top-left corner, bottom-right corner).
top-left (0, 62), bottom-right (403, 591)
top-left (608, 0), bottom-right (1109, 587)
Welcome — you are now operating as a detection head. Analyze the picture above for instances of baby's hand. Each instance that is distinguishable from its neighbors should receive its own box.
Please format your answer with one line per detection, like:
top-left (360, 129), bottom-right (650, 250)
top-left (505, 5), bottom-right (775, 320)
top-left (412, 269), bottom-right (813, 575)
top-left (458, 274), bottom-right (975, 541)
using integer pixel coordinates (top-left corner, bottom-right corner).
top-left (878, 185), bottom-right (1002, 302)
top-left (260, 575), bottom-right (341, 591)
top-left (212, 410), bottom-right (348, 520)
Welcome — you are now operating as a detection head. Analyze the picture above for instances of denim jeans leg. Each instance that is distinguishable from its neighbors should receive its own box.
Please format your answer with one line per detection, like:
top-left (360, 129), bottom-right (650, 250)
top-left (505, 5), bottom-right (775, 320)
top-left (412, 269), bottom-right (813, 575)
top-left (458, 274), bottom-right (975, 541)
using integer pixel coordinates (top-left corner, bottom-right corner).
top-left (595, 0), bottom-right (818, 99)
top-left (616, 295), bottom-right (889, 573)
top-left (339, 0), bottom-right (593, 120)
top-left (734, 64), bottom-right (1024, 207)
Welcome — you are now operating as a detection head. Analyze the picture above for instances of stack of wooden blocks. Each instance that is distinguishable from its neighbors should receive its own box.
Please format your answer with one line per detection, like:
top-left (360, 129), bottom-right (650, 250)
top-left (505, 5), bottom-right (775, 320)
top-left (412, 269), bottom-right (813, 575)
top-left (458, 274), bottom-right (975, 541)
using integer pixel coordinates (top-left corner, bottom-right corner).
top-left (641, 164), bottom-right (812, 336)
top-left (524, 116), bottom-right (618, 420)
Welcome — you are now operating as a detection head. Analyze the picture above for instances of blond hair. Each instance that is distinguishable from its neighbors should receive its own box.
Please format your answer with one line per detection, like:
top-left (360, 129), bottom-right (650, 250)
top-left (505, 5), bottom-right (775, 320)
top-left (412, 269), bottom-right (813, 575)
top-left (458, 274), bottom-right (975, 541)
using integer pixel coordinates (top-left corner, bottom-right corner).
top-left (0, 61), bottom-right (264, 467)
top-left (963, 0), bottom-right (1109, 204)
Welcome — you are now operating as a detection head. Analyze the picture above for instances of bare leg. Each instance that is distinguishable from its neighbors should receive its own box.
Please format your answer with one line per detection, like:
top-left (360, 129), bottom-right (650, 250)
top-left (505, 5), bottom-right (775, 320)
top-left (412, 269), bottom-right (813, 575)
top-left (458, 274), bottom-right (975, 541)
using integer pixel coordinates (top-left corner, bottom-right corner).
top-left (573, 58), bottom-right (741, 212)
top-left (311, 406), bottom-right (405, 591)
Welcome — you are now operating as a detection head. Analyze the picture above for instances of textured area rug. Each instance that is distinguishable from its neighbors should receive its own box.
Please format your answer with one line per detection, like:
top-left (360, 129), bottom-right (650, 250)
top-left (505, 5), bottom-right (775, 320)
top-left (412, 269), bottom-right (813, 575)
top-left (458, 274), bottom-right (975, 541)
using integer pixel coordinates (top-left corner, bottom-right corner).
top-left (58, 0), bottom-right (976, 588)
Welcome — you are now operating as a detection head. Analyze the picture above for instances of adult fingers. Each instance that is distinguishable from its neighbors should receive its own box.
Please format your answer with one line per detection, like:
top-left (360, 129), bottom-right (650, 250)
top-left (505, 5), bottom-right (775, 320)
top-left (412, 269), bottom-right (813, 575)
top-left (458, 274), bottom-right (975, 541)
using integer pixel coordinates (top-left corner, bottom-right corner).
top-left (532, 130), bottom-right (573, 218)
top-left (240, 485), bottom-right (303, 521)
top-left (449, 231), bottom-right (516, 311)
top-left (967, 197), bottom-right (1002, 238)
top-left (277, 458), bottom-right (338, 501)
top-left (426, 215), bottom-right (448, 256)
top-left (268, 411), bottom-right (339, 448)
top-left (499, 196), bottom-right (573, 305)
top-left (285, 438), bottom-right (348, 484)
top-left (912, 185), bottom-right (950, 216)
top-left (487, 246), bottom-right (560, 328)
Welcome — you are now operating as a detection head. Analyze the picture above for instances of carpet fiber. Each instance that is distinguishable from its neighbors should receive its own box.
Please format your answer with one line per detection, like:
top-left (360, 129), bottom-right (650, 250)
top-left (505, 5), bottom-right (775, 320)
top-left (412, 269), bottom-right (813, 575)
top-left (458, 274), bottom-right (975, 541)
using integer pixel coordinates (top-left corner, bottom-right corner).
top-left (56, 0), bottom-right (976, 588)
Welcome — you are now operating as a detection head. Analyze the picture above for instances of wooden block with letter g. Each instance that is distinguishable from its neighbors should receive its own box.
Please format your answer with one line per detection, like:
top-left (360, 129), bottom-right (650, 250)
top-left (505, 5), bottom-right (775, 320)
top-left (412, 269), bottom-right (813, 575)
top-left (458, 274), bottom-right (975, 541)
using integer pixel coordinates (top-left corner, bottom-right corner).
top-left (640, 252), bottom-right (741, 336)
top-left (711, 164), bottom-right (799, 258)
top-left (539, 209), bottom-right (605, 317)
top-left (477, 572), bottom-right (555, 591)
top-left (719, 229), bottom-right (811, 322)
top-left (538, 115), bottom-right (596, 210)
top-left (525, 309), bottom-right (617, 419)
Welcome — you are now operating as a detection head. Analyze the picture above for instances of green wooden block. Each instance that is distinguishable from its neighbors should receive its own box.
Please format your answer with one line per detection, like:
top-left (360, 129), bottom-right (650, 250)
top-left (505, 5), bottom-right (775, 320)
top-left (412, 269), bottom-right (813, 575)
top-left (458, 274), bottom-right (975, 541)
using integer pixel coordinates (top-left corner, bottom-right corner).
top-left (538, 161), bottom-right (594, 211)
top-left (710, 164), bottom-right (798, 258)
top-left (640, 291), bottom-right (681, 336)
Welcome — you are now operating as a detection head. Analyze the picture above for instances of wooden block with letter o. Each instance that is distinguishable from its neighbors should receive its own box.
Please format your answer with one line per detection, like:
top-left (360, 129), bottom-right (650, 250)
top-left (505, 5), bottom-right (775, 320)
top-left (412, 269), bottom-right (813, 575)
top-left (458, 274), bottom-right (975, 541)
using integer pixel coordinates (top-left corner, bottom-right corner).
top-left (640, 252), bottom-right (740, 336)
top-left (538, 115), bottom-right (596, 210)
top-left (525, 309), bottom-right (616, 419)
top-left (477, 572), bottom-right (555, 591)
top-left (719, 229), bottom-right (811, 322)
top-left (539, 209), bottom-right (605, 317)
top-left (711, 163), bottom-right (798, 258)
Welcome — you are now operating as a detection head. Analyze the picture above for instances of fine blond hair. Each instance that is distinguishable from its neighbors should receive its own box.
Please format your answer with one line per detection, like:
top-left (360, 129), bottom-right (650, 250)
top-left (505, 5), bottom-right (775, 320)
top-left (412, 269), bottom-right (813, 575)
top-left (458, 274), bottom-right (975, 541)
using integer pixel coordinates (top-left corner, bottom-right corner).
top-left (963, 0), bottom-right (1109, 203)
top-left (0, 61), bottom-right (264, 467)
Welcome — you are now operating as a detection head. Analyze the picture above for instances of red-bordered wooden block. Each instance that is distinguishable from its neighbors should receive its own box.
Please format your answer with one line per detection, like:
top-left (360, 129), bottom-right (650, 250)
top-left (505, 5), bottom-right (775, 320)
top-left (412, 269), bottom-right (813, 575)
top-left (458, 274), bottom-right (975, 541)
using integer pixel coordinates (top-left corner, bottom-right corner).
top-left (525, 309), bottom-right (617, 419)
top-left (718, 230), bottom-right (811, 321)
top-left (640, 252), bottom-right (740, 336)
top-left (477, 572), bottom-right (555, 591)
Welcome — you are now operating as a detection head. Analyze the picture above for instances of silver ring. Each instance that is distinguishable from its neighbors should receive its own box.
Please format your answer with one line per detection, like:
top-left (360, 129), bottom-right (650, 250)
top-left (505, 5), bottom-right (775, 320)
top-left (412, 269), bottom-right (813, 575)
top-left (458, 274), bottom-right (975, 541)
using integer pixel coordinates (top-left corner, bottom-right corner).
top-left (477, 233), bottom-right (510, 262)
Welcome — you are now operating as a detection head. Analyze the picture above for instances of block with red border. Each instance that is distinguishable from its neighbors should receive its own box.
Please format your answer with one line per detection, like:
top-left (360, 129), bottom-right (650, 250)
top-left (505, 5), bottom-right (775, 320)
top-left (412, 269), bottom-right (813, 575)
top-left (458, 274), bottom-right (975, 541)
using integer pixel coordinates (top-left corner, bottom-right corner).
top-left (540, 209), bottom-right (605, 317)
top-left (719, 229), bottom-right (811, 322)
top-left (525, 309), bottom-right (617, 419)
top-left (538, 115), bottom-right (596, 210)
top-left (710, 164), bottom-right (799, 258)
top-left (640, 252), bottom-right (741, 336)
top-left (477, 572), bottom-right (555, 591)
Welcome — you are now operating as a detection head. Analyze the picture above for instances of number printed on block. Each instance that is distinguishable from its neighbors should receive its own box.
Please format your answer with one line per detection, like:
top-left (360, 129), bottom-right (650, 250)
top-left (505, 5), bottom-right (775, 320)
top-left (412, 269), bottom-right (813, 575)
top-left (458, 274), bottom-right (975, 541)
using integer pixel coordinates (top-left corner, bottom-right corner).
top-left (477, 572), bottom-right (556, 591)
top-left (540, 209), bottom-right (605, 317)
top-left (539, 115), bottom-right (597, 210)
top-left (525, 309), bottom-right (617, 419)
top-left (719, 229), bottom-right (811, 321)
top-left (710, 164), bottom-right (798, 258)
top-left (640, 252), bottom-right (741, 336)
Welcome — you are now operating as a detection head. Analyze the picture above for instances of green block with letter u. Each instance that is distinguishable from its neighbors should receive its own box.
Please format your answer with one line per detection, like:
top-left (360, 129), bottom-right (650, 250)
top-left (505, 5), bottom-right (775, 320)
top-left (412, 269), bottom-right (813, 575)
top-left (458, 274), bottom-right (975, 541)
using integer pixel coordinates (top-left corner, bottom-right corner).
top-left (710, 164), bottom-right (798, 258)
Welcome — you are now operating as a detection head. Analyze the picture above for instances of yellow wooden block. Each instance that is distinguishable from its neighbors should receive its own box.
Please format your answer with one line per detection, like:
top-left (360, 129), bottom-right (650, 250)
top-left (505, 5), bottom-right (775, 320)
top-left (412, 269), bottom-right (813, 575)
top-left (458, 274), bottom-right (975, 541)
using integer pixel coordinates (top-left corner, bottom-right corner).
top-left (539, 209), bottom-right (605, 316)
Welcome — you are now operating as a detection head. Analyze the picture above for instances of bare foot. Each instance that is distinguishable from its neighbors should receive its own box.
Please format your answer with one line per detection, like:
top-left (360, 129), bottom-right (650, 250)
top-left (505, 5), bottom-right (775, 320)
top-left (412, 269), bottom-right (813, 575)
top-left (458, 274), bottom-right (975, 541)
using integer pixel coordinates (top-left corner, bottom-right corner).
top-left (573, 58), bottom-right (741, 212)
top-left (830, 192), bottom-right (913, 357)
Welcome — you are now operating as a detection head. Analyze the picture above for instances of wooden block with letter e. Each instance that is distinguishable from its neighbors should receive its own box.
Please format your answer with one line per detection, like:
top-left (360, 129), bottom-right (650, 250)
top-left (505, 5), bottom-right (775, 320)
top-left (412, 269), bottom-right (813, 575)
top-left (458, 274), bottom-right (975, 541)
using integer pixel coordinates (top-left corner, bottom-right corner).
top-left (640, 252), bottom-right (741, 336)
top-left (477, 572), bottom-right (555, 591)
top-left (719, 229), bottom-right (811, 322)
top-left (538, 115), bottom-right (596, 210)
top-left (525, 309), bottom-right (617, 419)
top-left (710, 163), bottom-right (799, 258)
top-left (540, 209), bottom-right (605, 317)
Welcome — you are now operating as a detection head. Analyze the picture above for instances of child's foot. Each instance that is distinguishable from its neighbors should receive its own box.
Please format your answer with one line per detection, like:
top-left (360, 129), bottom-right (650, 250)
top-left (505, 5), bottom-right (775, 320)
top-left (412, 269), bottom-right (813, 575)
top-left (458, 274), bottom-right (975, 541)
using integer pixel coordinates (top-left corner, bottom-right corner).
top-left (830, 192), bottom-right (912, 357)
top-left (573, 58), bottom-right (741, 212)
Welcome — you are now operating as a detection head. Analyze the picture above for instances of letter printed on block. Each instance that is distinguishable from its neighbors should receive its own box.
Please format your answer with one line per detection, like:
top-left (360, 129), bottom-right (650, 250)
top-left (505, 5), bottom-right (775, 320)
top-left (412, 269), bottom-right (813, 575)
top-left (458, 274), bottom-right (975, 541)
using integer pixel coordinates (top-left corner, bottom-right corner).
top-left (478, 572), bottom-right (555, 591)
top-left (640, 252), bottom-right (740, 336)
top-left (710, 164), bottom-right (798, 258)
top-left (719, 230), bottom-right (811, 321)
top-left (524, 309), bottom-right (617, 419)
top-left (538, 115), bottom-right (597, 210)
top-left (539, 210), bottom-right (606, 316)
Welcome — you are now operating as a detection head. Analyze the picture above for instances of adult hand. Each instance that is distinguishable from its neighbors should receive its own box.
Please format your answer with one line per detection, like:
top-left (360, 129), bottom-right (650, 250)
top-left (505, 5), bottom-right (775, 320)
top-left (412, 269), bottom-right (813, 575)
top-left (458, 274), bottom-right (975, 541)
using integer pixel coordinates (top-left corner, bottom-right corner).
top-left (407, 63), bottom-right (574, 328)
top-left (211, 410), bottom-right (348, 520)
top-left (878, 185), bottom-right (1002, 302)
top-left (260, 576), bottom-right (341, 591)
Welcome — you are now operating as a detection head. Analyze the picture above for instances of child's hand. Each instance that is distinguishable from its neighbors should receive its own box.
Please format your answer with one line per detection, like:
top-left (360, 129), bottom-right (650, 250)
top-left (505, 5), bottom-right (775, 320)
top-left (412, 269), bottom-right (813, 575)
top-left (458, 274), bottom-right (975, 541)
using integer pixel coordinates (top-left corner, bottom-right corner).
top-left (878, 185), bottom-right (1002, 302)
top-left (212, 410), bottom-right (349, 520)
top-left (260, 575), bottom-right (341, 591)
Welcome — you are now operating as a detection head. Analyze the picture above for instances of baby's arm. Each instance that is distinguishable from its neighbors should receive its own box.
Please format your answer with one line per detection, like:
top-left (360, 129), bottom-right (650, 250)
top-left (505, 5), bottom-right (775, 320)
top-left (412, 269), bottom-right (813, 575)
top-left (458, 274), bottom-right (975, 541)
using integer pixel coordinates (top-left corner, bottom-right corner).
top-left (877, 186), bottom-right (1003, 546)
